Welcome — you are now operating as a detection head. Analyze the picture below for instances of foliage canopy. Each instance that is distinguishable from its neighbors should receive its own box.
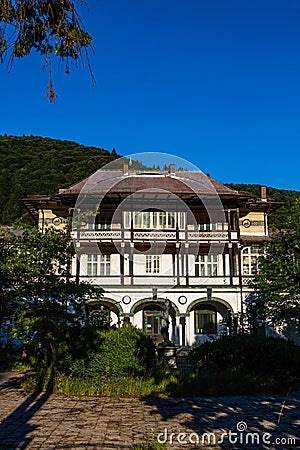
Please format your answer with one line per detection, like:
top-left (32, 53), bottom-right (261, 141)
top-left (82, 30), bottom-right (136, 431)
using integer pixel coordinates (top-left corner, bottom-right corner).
top-left (0, 225), bottom-right (102, 364)
top-left (0, 1), bottom-right (93, 101)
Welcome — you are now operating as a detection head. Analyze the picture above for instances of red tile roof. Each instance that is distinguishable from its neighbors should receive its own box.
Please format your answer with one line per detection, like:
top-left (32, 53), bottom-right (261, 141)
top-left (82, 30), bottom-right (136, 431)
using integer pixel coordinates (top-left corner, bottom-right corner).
top-left (58, 170), bottom-right (243, 197)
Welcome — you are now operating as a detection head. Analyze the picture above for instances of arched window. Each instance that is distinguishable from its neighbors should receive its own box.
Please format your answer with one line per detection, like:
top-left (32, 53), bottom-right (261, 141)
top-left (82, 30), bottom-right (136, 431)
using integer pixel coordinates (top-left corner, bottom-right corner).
top-left (194, 304), bottom-right (217, 334)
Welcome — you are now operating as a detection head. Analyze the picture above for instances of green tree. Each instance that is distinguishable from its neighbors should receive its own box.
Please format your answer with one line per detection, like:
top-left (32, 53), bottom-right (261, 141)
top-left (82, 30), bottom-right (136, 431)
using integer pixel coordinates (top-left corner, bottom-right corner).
top-left (253, 199), bottom-right (300, 325)
top-left (0, 1), bottom-right (93, 101)
top-left (0, 225), bottom-right (102, 366)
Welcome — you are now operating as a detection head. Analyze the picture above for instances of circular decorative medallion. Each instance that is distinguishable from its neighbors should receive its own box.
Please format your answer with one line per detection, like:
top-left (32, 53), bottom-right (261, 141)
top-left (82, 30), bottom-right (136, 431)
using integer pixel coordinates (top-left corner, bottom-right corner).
top-left (178, 295), bottom-right (187, 305)
top-left (242, 219), bottom-right (251, 228)
top-left (52, 217), bottom-right (62, 226)
top-left (122, 295), bottom-right (131, 305)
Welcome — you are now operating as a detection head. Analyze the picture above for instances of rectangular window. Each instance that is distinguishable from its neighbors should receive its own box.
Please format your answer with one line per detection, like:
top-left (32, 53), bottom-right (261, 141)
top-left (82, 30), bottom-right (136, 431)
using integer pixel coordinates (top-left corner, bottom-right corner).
top-left (97, 218), bottom-right (111, 230)
top-left (195, 308), bottom-right (217, 334)
top-left (199, 223), bottom-right (217, 231)
top-left (124, 211), bottom-right (131, 229)
top-left (133, 211), bottom-right (176, 229)
top-left (143, 211), bottom-right (151, 228)
top-left (242, 245), bottom-right (261, 275)
top-left (87, 254), bottom-right (98, 276)
top-left (195, 255), bottom-right (218, 277)
top-left (99, 255), bottom-right (111, 276)
top-left (134, 212), bottom-right (143, 228)
top-left (158, 212), bottom-right (166, 229)
top-left (178, 212), bottom-right (185, 229)
top-left (145, 255), bottom-right (160, 274)
top-left (87, 218), bottom-right (111, 230)
top-left (167, 212), bottom-right (175, 228)
top-left (144, 310), bottom-right (161, 337)
top-left (87, 254), bottom-right (110, 276)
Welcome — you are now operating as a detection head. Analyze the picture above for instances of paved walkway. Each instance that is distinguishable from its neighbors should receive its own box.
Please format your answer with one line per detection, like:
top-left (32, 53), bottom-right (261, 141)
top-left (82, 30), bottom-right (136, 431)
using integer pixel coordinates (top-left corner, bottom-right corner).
top-left (0, 372), bottom-right (299, 449)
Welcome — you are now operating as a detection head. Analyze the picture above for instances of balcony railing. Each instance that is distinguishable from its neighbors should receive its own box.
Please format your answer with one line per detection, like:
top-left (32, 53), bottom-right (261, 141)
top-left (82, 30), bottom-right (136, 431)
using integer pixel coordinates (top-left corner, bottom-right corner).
top-left (78, 275), bottom-right (245, 287)
top-left (73, 228), bottom-right (239, 243)
top-left (73, 230), bottom-right (122, 240)
top-left (133, 230), bottom-right (177, 240)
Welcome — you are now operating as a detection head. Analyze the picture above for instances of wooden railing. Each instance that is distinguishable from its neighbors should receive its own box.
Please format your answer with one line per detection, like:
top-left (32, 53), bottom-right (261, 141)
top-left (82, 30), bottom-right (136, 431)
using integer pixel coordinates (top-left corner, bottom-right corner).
top-left (78, 275), bottom-right (246, 287)
top-left (73, 228), bottom-right (239, 243)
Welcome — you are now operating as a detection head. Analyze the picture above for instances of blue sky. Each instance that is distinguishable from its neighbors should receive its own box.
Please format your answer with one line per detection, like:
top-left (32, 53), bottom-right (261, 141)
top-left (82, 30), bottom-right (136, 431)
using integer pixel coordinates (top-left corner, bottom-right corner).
top-left (1, 0), bottom-right (300, 190)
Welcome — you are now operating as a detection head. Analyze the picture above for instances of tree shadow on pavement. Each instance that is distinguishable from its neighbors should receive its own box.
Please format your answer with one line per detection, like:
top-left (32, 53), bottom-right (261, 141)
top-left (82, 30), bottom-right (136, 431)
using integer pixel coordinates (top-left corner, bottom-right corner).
top-left (141, 391), bottom-right (300, 449)
top-left (0, 373), bottom-right (53, 449)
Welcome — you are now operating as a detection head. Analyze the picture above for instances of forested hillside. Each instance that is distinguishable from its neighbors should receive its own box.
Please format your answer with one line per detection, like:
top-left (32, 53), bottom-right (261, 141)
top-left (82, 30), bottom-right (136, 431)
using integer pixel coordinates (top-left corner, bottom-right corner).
top-left (0, 135), bottom-right (299, 228)
top-left (0, 135), bottom-right (118, 224)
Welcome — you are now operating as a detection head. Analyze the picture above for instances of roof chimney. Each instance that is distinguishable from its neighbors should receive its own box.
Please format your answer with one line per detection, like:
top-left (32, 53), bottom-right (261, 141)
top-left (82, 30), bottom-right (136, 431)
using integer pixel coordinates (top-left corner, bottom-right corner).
top-left (123, 163), bottom-right (129, 175)
top-left (169, 163), bottom-right (175, 174)
top-left (260, 185), bottom-right (267, 201)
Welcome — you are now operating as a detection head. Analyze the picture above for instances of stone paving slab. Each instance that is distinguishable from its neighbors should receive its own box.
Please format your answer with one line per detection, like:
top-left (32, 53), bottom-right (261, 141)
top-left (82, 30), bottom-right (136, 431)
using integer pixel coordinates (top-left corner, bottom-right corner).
top-left (0, 373), bottom-right (299, 449)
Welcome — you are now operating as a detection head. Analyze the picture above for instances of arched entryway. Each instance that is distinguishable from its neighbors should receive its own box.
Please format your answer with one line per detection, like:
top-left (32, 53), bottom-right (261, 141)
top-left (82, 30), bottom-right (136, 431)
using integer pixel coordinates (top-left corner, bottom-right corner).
top-left (131, 298), bottom-right (179, 345)
top-left (186, 297), bottom-right (234, 346)
top-left (87, 298), bottom-right (123, 328)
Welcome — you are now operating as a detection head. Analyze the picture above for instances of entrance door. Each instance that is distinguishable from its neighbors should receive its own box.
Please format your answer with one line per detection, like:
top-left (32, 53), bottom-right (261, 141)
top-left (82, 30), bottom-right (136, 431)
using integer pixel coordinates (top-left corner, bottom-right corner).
top-left (144, 309), bottom-right (163, 343)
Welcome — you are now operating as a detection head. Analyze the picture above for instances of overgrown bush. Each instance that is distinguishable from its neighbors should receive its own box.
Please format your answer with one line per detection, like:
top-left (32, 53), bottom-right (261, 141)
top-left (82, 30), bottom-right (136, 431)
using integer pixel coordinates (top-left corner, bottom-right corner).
top-left (69, 324), bottom-right (155, 378)
top-left (190, 335), bottom-right (300, 377)
top-left (54, 323), bottom-right (156, 379)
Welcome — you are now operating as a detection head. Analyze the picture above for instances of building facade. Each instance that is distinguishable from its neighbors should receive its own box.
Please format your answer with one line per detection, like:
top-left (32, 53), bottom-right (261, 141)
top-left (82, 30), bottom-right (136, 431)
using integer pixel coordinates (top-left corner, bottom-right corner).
top-left (23, 164), bottom-right (278, 347)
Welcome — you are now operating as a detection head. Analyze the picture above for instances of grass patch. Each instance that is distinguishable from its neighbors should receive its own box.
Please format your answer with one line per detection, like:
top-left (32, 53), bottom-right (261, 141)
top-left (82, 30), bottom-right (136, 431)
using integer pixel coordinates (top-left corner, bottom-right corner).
top-left (20, 366), bottom-right (300, 397)
top-left (22, 372), bottom-right (171, 397)
top-left (54, 374), bottom-right (165, 397)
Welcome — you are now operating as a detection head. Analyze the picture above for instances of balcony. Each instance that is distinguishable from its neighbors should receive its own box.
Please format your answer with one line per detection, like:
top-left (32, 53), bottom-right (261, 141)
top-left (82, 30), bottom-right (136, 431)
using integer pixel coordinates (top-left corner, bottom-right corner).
top-left (73, 230), bottom-right (122, 241)
top-left (73, 228), bottom-right (239, 243)
top-left (78, 275), bottom-right (242, 287)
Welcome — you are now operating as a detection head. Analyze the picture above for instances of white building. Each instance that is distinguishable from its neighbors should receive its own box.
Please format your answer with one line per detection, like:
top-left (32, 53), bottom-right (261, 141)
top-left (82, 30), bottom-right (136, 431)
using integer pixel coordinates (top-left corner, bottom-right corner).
top-left (23, 164), bottom-right (278, 346)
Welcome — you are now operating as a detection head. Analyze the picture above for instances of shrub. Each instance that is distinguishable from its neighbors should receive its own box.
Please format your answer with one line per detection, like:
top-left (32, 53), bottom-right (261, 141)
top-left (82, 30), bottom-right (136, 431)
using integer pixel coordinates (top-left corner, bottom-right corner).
top-left (190, 335), bottom-right (300, 377)
top-left (58, 323), bottom-right (156, 379)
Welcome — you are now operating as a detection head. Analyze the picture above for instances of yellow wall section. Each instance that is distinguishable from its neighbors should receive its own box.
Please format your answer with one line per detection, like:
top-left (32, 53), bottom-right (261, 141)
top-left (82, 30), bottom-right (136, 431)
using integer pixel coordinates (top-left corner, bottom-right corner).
top-left (239, 212), bottom-right (266, 235)
top-left (38, 209), bottom-right (67, 231)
